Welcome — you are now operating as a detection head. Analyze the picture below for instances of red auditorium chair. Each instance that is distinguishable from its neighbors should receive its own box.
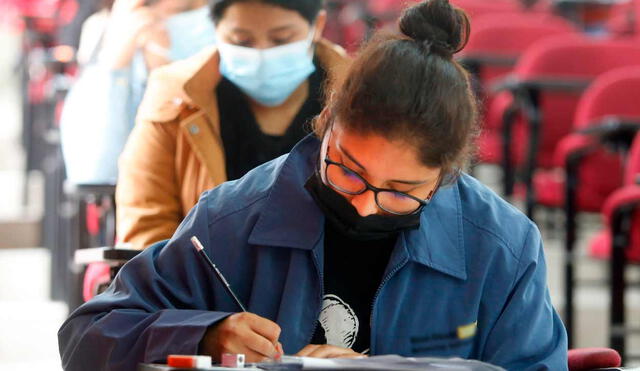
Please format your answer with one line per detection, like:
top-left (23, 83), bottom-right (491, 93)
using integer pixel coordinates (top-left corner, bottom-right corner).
top-left (487, 35), bottom-right (640, 218)
top-left (588, 132), bottom-right (640, 362)
top-left (461, 13), bottom-right (576, 166)
top-left (532, 67), bottom-right (640, 346)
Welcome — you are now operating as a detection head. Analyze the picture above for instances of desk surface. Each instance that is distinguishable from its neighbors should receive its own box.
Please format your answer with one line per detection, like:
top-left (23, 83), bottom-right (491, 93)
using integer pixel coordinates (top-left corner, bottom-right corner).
top-left (138, 355), bottom-right (505, 371)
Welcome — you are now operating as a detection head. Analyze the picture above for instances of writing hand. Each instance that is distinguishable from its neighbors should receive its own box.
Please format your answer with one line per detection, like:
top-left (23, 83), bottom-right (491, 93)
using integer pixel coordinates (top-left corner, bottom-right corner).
top-left (200, 312), bottom-right (283, 363)
top-left (295, 344), bottom-right (366, 359)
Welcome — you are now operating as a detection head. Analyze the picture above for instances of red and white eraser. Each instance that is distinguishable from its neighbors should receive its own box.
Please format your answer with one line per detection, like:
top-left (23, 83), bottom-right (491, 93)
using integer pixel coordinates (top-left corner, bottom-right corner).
top-left (167, 355), bottom-right (212, 368)
top-left (221, 353), bottom-right (245, 368)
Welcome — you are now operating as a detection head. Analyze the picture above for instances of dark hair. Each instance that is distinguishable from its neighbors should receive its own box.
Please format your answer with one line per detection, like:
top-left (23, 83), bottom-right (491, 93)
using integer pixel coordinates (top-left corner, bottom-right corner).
top-left (314, 0), bottom-right (478, 183)
top-left (209, 0), bottom-right (323, 24)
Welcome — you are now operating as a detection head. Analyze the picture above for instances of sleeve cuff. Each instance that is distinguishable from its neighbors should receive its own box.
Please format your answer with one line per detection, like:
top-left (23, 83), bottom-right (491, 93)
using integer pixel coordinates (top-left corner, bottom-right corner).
top-left (143, 309), bottom-right (233, 364)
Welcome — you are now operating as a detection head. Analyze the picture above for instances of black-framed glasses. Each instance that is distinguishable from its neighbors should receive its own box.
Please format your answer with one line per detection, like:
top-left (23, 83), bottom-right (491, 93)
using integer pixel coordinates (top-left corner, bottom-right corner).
top-left (323, 147), bottom-right (440, 215)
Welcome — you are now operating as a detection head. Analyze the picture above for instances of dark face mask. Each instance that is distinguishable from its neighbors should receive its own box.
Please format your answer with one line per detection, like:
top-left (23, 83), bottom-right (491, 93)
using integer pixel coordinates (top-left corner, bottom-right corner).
top-left (304, 171), bottom-right (421, 241)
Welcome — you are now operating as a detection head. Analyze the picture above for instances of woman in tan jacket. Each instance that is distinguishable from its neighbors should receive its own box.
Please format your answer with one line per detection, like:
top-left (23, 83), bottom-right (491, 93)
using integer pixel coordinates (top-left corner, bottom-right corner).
top-left (116, 0), bottom-right (349, 249)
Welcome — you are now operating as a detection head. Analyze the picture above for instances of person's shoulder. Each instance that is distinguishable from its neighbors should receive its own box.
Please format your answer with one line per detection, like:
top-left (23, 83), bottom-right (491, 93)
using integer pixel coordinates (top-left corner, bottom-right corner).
top-left (456, 174), bottom-right (538, 259)
top-left (200, 154), bottom-right (290, 224)
top-left (315, 39), bottom-right (351, 81)
top-left (136, 46), bottom-right (218, 123)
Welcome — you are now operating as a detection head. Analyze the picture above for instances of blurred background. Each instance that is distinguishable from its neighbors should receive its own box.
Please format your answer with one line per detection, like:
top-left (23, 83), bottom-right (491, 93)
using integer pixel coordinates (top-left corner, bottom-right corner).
top-left (1, 0), bottom-right (640, 369)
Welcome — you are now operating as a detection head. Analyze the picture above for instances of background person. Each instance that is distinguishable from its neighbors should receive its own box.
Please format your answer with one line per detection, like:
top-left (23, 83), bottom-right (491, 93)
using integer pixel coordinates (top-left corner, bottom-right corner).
top-left (115, 0), bottom-right (349, 250)
top-left (61, 0), bottom-right (215, 185)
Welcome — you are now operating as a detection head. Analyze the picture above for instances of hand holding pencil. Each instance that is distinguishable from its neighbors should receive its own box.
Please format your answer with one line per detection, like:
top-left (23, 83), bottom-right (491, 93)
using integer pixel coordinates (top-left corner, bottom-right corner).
top-left (192, 236), bottom-right (284, 363)
top-left (199, 312), bottom-right (284, 363)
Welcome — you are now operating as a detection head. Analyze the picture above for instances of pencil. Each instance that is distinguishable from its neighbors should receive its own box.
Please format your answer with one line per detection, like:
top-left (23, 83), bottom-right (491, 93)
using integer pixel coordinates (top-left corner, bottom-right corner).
top-left (191, 236), bottom-right (247, 312)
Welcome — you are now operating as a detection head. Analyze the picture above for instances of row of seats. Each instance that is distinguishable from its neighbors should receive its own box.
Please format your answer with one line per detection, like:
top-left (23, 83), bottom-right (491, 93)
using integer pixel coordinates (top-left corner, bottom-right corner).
top-left (453, 0), bottom-right (640, 362)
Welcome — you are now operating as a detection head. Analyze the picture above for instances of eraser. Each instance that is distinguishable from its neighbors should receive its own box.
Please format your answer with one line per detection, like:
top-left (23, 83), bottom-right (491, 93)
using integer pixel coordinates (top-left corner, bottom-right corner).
top-left (167, 354), bottom-right (212, 368)
top-left (221, 353), bottom-right (245, 368)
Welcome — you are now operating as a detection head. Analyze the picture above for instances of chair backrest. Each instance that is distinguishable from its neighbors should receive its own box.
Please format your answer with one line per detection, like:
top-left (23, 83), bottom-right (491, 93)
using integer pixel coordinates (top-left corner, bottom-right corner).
top-left (466, 13), bottom-right (575, 58)
top-left (515, 37), bottom-right (640, 79)
top-left (575, 66), bottom-right (640, 129)
top-left (463, 12), bottom-right (576, 135)
top-left (450, 0), bottom-right (547, 19)
top-left (511, 35), bottom-right (640, 166)
top-left (463, 13), bottom-right (576, 85)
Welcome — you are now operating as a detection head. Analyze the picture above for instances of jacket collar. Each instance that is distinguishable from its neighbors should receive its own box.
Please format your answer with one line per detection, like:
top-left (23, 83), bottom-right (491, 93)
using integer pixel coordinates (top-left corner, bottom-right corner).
top-left (182, 47), bottom-right (221, 125)
top-left (248, 135), bottom-right (467, 280)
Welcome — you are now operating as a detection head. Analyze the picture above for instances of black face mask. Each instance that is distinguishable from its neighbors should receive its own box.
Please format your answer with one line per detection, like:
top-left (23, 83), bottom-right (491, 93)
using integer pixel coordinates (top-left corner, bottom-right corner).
top-left (304, 171), bottom-right (422, 241)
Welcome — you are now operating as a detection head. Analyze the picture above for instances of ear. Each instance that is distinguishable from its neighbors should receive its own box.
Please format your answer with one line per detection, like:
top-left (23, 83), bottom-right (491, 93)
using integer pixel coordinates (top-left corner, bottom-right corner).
top-left (312, 10), bottom-right (327, 42)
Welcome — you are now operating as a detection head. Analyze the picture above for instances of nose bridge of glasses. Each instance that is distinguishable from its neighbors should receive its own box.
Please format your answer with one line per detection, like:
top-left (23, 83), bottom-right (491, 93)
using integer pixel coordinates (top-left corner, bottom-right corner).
top-left (350, 189), bottom-right (379, 217)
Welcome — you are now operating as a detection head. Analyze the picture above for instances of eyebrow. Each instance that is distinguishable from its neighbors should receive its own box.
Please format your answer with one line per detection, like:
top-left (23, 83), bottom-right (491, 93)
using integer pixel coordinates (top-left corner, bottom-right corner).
top-left (267, 25), bottom-right (297, 34)
top-left (230, 24), bottom-right (296, 35)
top-left (338, 144), bottom-right (430, 186)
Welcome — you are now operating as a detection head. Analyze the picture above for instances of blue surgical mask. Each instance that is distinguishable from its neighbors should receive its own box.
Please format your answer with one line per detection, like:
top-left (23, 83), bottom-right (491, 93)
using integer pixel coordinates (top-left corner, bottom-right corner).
top-left (165, 6), bottom-right (216, 61)
top-left (218, 30), bottom-right (316, 107)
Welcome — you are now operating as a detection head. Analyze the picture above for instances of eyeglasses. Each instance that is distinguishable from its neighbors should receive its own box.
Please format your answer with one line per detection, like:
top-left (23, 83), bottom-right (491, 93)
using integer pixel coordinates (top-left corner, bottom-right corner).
top-left (323, 147), bottom-right (440, 215)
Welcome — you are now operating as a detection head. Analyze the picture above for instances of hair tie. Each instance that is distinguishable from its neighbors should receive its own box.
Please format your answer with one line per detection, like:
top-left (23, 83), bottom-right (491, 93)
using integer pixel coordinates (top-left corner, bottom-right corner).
top-left (419, 38), bottom-right (453, 58)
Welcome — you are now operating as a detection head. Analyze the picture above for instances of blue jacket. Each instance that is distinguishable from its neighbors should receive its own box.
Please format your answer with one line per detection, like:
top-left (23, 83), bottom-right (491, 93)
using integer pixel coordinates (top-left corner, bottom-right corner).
top-left (58, 135), bottom-right (567, 371)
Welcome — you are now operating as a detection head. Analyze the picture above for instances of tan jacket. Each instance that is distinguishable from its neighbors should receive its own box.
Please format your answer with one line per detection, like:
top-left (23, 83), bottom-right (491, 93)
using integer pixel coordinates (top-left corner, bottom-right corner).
top-left (116, 40), bottom-right (349, 249)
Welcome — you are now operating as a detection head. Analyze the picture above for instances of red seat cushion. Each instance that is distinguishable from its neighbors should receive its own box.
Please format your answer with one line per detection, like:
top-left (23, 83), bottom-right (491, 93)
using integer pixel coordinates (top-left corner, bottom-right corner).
top-left (533, 169), bottom-right (565, 207)
top-left (83, 262), bottom-right (111, 302)
top-left (477, 131), bottom-right (502, 164)
top-left (589, 185), bottom-right (640, 263)
top-left (568, 347), bottom-right (621, 371)
top-left (590, 228), bottom-right (640, 263)
top-left (588, 230), bottom-right (611, 260)
top-left (534, 167), bottom-right (617, 212)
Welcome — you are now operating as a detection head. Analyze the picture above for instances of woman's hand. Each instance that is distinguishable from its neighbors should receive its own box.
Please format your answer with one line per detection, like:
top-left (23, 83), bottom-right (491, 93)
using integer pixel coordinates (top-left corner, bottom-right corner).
top-left (199, 312), bottom-right (284, 363)
top-left (100, 0), bottom-right (160, 69)
top-left (295, 344), bottom-right (366, 359)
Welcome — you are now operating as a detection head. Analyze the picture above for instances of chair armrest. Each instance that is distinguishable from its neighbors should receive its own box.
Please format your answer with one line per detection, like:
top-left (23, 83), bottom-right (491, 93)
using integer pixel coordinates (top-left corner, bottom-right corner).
top-left (458, 54), bottom-right (517, 68)
top-left (602, 185), bottom-right (640, 225)
top-left (489, 75), bottom-right (521, 94)
top-left (74, 246), bottom-right (141, 266)
top-left (490, 75), bottom-right (590, 94)
top-left (577, 117), bottom-right (640, 152)
top-left (517, 78), bottom-right (591, 92)
top-left (64, 182), bottom-right (116, 199)
top-left (554, 133), bottom-right (599, 167)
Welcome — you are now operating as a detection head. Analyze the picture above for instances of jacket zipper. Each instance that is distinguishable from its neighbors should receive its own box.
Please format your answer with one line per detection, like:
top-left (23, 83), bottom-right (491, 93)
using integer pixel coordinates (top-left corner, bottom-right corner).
top-left (369, 256), bottom-right (408, 355)
top-left (307, 248), bottom-right (324, 345)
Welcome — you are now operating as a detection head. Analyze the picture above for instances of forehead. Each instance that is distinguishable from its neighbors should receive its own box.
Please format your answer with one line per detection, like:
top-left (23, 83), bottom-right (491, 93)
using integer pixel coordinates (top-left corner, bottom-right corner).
top-left (328, 124), bottom-right (439, 179)
top-left (216, 2), bottom-right (309, 30)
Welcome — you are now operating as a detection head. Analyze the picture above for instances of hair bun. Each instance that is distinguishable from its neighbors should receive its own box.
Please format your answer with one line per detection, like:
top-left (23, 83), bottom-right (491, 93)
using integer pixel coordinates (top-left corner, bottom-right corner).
top-left (399, 0), bottom-right (470, 57)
